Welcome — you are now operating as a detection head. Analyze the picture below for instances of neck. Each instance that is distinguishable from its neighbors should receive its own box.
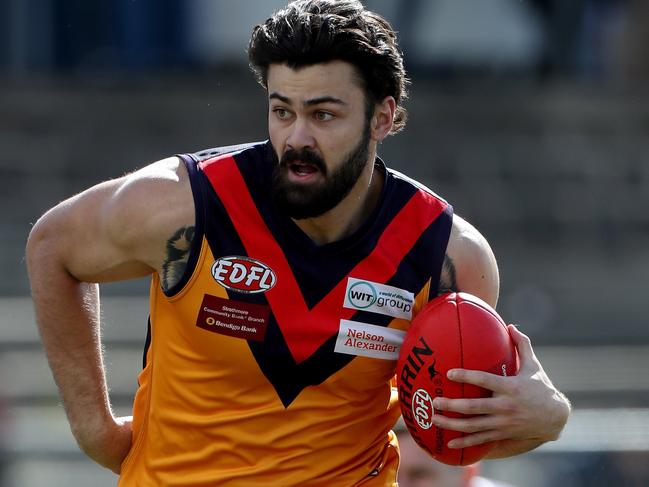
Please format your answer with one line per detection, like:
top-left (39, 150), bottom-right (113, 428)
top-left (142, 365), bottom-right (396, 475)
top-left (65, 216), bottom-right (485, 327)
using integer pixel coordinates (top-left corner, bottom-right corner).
top-left (292, 152), bottom-right (383, 245)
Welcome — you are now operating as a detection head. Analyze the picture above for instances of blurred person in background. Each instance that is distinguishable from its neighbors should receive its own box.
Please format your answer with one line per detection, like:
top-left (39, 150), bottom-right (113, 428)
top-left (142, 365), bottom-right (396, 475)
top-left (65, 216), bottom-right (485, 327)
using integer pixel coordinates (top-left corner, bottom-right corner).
top-left (25, 1), bottom-right (570, 485)
top-left (397, 425), bottom-right (517, 487)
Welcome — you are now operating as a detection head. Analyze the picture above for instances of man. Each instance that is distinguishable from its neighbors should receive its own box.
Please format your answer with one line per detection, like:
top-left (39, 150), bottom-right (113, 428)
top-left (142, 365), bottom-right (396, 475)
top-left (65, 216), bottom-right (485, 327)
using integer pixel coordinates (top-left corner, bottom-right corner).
top-left (396, 424), bottom-right (517, 487)
top-left (26, 1), bottom-right (570, 485)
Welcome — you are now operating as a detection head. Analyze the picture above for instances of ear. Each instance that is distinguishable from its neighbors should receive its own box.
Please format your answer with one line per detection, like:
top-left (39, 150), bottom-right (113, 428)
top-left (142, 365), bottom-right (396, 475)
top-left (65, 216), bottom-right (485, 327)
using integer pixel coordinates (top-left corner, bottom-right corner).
top-left (370, 96), bottom-right (396, 142)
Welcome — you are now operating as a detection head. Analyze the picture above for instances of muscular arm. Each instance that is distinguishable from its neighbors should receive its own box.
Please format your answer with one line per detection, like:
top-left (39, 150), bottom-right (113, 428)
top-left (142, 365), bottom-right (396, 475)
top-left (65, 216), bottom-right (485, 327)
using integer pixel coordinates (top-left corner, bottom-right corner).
top-left (25, 157), bottom-right (194, 472)
top-left (434, 215), bottom-right (570, 458)
top-left (439, 215), bottom-right (499, 307)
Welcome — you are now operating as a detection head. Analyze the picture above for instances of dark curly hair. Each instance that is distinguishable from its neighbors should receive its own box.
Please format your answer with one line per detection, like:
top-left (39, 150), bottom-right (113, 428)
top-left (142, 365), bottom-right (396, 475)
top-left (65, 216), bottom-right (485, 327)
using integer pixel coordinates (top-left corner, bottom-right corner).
top-left (248, 0), bottom-right (409, 134)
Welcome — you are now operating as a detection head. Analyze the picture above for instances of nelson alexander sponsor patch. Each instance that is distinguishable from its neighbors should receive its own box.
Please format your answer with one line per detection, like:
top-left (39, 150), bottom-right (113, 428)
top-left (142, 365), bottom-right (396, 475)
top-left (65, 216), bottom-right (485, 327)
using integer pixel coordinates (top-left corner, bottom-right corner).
top-left (334, 320), bottom-right (406, 360)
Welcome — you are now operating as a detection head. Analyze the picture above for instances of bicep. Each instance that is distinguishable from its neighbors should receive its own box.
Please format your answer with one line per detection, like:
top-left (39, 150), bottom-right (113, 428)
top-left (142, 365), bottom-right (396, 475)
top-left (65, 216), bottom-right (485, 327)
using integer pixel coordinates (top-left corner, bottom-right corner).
top-left (440, 215), bottom-right (499, 308)
top-left (28, 177), bottom-right (156, 283)
top-left (28, 157), bottom-right (192, 284)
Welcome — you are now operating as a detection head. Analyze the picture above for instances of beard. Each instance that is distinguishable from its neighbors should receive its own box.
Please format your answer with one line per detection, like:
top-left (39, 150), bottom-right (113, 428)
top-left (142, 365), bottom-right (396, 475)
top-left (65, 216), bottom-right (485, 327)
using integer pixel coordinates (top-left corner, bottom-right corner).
top-left (270, 123), bottom-right (372, 220)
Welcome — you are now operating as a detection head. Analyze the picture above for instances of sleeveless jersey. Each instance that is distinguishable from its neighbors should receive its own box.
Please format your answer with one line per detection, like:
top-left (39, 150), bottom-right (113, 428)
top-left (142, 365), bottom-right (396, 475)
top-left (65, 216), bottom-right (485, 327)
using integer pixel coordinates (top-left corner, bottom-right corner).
top-left (118, 141), bottom-right (453, 486)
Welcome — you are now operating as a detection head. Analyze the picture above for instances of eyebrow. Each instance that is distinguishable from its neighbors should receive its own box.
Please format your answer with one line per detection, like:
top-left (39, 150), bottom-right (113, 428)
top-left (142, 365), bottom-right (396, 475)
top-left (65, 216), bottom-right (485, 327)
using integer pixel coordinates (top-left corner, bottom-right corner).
top-left (269, 92), bottom-right (347, 107)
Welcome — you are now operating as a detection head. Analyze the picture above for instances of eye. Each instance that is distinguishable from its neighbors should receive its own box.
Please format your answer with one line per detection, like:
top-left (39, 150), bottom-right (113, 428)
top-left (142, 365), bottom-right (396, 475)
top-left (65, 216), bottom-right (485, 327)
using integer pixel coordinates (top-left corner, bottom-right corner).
top-left (314, 111), bottom-right (334, 122)
top-left (272, 107), bottom-right (292, 120)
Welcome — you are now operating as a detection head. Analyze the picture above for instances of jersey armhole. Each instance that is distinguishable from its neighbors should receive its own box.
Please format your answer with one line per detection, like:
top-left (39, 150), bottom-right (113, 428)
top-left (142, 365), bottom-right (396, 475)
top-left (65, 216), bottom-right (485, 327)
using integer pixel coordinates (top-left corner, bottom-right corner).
top-left (427, 204), bottom-right (454, 302)
top-left (161, 154), bottom-right (206, 297)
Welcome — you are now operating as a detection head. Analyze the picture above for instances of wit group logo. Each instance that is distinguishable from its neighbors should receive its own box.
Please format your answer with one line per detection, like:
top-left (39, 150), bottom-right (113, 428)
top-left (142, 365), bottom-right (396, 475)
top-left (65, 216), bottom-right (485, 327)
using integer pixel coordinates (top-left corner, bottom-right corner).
top-left (344, 278), bottom-right (414, 320)
top-left (347, 281), bottom-right (378, 309)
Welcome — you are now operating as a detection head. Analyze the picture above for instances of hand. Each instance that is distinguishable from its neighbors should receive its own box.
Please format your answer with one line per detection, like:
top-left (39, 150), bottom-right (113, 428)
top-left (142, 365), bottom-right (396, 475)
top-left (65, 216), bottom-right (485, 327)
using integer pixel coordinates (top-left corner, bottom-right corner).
top-left (73, 415), bottom-right (133, 474)
top-left (430, 325), bottom-right (571, 455)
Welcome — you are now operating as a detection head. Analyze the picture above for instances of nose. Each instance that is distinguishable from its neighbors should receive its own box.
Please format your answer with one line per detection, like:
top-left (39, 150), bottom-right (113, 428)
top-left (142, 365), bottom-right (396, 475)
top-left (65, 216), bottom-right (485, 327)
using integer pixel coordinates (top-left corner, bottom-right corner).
top-left (285, 117), bottom-right (315, 152)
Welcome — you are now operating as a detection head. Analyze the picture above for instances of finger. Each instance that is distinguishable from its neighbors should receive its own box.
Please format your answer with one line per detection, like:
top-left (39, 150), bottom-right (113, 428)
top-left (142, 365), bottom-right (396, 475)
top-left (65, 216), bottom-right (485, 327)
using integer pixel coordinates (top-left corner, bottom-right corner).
top-left (507, 325), bottom-right (540, 372)
top-left (431, 412), bottom-right (497, 434)
top-left (446, 368), bottom-right (508, 393)
top-left (433, 396), bottom-right (495, 415)
top-left (448, 430), bottom-right (503, 449)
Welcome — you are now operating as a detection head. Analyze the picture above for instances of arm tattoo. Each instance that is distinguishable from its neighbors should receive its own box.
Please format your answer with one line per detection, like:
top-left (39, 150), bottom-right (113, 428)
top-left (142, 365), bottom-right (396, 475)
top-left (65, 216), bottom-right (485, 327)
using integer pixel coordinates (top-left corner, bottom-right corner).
top-left (438, 254), bottom-right (458, 295)
top-left (161, 226), bottom-right (195, 292)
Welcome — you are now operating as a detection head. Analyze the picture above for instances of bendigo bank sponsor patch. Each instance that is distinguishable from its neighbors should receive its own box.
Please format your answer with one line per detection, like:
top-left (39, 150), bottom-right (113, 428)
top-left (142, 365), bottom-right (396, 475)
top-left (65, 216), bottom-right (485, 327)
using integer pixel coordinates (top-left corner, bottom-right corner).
top-left (334, 320), bottom-right (406, 360)
top-left (196, 294), bottom-right (270, 341)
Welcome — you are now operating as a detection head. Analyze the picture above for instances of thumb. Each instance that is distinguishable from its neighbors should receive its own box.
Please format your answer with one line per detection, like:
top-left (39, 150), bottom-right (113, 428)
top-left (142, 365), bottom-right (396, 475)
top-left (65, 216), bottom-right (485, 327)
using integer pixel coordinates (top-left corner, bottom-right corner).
top-left (507, 324), bottom-right (537, 371)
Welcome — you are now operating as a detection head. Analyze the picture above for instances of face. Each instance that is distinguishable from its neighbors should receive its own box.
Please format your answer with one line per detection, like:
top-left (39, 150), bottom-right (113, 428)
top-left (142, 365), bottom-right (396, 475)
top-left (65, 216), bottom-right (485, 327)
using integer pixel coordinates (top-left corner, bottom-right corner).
top-left (397, 432), bottom-right (469, 487)
top-left (267, 61), bottom-right (374, 220)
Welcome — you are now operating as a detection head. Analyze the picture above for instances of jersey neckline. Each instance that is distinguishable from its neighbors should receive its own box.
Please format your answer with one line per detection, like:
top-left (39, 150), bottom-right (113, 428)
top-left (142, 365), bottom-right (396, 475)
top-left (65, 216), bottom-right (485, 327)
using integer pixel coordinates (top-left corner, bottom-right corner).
top-left (264, 153), bottom-right (393, 257)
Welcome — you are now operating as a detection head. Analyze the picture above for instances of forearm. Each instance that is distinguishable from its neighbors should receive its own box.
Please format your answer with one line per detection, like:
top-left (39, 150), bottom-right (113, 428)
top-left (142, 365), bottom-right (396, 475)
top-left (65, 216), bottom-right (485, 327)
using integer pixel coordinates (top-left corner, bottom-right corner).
top-left (27, 237), bottom-right (113, 443)
top-left (487, 388), bottom-right (571, 459)
top-left (485, 439), bottom-right (544, 459)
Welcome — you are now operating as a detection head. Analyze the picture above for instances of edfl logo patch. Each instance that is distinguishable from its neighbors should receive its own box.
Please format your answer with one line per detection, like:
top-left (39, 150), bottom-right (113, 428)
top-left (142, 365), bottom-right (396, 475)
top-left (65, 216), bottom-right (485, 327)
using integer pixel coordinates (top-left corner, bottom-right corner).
top-left (211, 256), bottom-right (277, 294)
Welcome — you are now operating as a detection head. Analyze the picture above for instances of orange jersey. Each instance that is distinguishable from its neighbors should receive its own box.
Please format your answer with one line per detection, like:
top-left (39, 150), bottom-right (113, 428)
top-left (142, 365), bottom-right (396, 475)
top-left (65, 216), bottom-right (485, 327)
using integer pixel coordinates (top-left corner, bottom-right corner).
top-left (118, 142), bottom-right (452, 486)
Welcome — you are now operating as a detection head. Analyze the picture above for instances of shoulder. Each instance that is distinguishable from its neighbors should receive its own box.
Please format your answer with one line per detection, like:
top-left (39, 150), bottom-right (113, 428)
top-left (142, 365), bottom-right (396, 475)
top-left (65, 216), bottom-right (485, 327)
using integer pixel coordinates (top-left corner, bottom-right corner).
top-left (106, 156), bottom-right (194, 249)
top-left (447, 215), bottom-right (491, 258)
top-left (441, 214), bottom-right (500, 307)
top-left (110, 156), bottom-right (192, 211)
top-left (105, 157), bottom-right (197, 277)
top-left (385, 166), bottom-right (448, 205)
top-left (190, 141), bottom-right (268, 163)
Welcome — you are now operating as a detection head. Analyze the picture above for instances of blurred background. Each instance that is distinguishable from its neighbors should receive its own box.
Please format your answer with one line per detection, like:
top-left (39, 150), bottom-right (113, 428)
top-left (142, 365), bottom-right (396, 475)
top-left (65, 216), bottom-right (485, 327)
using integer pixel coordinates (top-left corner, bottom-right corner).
top-left (1, 0), bottom-right (648, 485)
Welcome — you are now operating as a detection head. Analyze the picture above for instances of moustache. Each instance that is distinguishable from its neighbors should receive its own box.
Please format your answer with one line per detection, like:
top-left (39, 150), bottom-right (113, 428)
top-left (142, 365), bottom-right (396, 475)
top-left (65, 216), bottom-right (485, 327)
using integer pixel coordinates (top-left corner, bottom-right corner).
top-left (280, 148), bottom-right (326, 173)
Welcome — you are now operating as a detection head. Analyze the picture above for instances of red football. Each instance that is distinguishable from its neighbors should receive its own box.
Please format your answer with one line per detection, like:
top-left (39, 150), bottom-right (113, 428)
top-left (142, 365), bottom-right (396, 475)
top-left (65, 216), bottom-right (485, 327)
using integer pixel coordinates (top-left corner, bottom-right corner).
top-left (396, 292), bottom-right (518, 466)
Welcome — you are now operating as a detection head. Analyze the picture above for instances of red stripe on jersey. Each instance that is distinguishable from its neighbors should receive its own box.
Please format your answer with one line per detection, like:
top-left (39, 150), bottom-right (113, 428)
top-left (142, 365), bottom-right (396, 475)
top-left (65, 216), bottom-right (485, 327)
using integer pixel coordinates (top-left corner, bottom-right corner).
top-left (201, 155), bottom-right (447, 364)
